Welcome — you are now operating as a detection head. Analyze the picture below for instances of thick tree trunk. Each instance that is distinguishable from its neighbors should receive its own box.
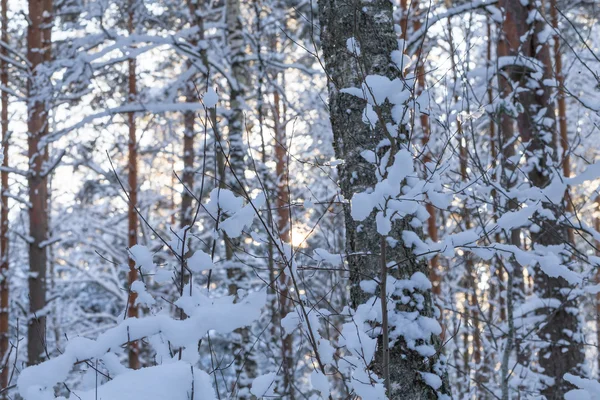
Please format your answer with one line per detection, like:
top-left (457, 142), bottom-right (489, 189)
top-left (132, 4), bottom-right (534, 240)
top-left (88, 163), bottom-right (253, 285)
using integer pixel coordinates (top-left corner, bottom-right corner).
top-left (127, 0), bottom-right (140, 370)
top-left (499, 0), bottom-right (583, 396)
top-left (27, 0), bottom-right (52, 367)
top-left (318, 0), bottom-right (447, 397)
top-left (0, 0), bottom-right (8, 388)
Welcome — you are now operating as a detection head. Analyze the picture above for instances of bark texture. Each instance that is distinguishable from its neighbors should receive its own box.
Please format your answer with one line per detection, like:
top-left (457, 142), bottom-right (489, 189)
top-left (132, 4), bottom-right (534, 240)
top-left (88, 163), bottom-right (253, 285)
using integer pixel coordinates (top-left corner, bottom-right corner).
top-left (318, 0), bottom-right (447, 397)
top-left (127, 0), bottom-right (140, 370)
top-left (181, 75), bottom-right (195, 229)
top-left (27, 0), bottom-right (52, 366)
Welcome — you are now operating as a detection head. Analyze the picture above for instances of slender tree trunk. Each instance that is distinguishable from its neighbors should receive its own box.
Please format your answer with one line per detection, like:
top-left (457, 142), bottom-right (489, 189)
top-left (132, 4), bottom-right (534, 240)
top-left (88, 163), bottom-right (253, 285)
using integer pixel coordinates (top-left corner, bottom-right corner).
top-left (181, 74), bottom-right (195, 229)
top-left (127, 0), bottom-right (139, 370)
top-left (27, 0), bottom-right (52, 367)
top-left (0, 0), bottom-right (8, 388)
top-left (318, 0), bottom-right (448, 397)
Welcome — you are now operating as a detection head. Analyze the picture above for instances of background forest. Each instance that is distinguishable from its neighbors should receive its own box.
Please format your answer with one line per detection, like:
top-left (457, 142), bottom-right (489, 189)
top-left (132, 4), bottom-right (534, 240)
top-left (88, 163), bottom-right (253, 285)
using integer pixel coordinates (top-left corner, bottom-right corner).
top-left (0, 0), bottom-right (599, 398)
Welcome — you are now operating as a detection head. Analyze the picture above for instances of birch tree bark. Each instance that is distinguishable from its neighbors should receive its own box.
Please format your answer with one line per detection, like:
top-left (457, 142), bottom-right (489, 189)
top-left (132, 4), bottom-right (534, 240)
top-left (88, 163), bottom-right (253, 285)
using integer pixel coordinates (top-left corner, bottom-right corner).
top-left (319, 0), bottom-right (448, 397)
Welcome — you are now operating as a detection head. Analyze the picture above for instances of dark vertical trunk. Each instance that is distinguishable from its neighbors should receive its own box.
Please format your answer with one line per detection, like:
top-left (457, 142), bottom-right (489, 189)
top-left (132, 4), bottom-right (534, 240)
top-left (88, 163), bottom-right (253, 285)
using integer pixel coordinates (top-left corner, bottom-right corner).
top-left (181, 76), bottom-right (195, 229)
top-left (0, 0), bottom-right (8, 388)
top-left (127, 0), bottom-right (139, 370)
top-left (318, 0), bottom-right (447, 397)
top-left (27, 0), bottom-right (52, 367)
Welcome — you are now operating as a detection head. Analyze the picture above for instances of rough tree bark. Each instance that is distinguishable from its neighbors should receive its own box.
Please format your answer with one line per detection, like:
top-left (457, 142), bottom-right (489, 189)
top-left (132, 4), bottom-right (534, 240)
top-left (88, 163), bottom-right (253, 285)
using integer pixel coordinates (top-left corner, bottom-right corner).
top-left (27, 0), bottom-right (52, 366)
top-left (127, 0), bottom-right (140, 370)
top-left (499, 0), bottom-right (583, 396)
top-left (0, 0), bottom-right (9, 388)
top-left (319, 0), bottom-right (448, 397)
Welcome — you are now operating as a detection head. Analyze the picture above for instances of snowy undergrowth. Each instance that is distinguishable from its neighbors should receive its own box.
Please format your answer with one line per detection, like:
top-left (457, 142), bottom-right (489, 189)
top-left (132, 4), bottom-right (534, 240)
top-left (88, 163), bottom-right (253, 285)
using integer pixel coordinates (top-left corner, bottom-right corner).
top-left (17, 188), bottom-right (268, 400)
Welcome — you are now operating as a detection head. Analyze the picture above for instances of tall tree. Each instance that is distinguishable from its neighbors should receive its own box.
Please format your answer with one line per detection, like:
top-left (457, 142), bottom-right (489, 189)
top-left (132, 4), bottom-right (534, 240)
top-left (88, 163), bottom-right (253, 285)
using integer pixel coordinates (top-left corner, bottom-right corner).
top-left (319, 0), bottom-right (447, 397)
top-left (127, 0), bottom-right (140, 370)
top-left (27, 0), bottom-right (52, 366)
top-left (181, 79), bottom-right (195, 229)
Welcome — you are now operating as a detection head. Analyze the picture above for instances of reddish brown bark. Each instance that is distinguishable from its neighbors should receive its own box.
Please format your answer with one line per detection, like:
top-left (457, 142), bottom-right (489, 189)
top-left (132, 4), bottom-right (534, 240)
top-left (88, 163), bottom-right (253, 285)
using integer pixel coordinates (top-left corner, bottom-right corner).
top-left (0, 0), bottom-right (8, 388)
top-left (181, 83), bottom-right (195, 229)
top-left (27, 0), bottom-right (52, 367)
top-left (127, 0), bottom-right (139, 370)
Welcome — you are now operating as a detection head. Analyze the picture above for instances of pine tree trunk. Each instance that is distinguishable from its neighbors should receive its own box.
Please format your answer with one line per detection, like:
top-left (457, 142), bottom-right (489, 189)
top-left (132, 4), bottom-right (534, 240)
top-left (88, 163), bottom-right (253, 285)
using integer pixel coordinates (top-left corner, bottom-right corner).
top-left (181, 73), bottom-right (195, 229)
top-left (27, 0), bottom-right (52, 367)
top-left (0, 0), bottom-right (9, 388)
top-left (127, 0), bottom-right (140, 370)
top-left (318, 0), bottom-right (447, 397)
